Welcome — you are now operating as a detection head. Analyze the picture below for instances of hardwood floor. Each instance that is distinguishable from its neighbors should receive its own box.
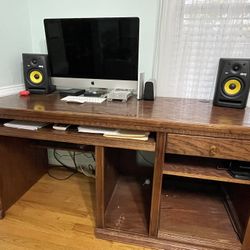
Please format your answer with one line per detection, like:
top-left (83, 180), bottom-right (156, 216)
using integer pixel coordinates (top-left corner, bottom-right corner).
top-left (0, 169), bottom-right (150, 250)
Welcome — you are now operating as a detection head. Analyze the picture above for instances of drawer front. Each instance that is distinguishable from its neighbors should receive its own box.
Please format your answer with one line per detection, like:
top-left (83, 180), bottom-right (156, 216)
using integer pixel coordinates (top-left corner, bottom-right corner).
top-left (166, 134), bottom-right (250, 161)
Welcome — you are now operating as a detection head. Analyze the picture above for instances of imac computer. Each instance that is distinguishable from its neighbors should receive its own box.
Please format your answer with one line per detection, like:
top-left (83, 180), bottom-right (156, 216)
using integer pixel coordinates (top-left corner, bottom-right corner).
top-left (44, 17), bottom-right (140, 92)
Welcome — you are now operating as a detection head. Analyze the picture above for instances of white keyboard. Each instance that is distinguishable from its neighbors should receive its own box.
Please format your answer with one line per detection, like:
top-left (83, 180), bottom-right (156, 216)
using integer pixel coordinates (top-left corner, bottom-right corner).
top-left (61, 95), bottom-right (106, 104)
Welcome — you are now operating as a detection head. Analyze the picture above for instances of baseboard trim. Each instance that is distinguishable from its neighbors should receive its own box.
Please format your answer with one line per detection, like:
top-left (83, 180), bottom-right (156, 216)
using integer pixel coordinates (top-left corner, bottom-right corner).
top-left (0, 84), bottom-right (24, 97)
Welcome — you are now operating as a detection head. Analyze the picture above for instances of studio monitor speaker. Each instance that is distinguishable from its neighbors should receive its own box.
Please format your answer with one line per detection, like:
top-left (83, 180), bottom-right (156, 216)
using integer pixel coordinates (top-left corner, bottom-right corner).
top-left (22, 53), bottom-right (56, 94)
top-left (213, 58), bottom-right (250, 108)
top-left (144, 80), bottom-right (155, 100)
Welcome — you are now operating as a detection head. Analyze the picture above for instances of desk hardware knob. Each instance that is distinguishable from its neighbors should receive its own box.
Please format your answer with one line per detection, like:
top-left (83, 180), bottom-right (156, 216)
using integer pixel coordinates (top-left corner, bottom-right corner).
top-left (209, 145), bottom-right (217, 156)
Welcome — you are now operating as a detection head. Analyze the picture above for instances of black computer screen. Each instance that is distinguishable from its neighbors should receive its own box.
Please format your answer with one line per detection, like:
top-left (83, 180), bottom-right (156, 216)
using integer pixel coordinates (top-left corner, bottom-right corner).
top-left (44, 17), bottom-right (139, 81)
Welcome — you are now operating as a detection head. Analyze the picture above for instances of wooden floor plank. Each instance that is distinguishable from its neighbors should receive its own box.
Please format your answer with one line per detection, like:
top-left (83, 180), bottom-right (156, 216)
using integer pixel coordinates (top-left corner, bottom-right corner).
top-left (0, 170), bottom-right (150, 250)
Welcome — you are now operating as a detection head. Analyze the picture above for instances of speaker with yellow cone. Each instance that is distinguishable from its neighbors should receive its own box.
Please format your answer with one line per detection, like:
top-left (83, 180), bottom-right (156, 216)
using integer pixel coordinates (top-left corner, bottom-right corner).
top-left (22, 53), bottom-right (56, 94)
top-left (213, 58), bottom-right (250, 109)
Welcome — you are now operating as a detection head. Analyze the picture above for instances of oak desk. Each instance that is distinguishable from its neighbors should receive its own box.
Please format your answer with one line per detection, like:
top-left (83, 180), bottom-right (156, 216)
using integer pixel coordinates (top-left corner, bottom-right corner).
top-left (0, 93), bottom-right (249, 250)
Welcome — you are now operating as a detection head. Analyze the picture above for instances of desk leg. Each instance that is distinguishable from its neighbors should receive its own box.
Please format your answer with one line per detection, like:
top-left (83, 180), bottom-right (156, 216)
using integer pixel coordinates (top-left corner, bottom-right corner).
top-left (95, 146), bottom-right (105, 228)
top-left (0, 175), bottom-right (4, 219)
top-left (242, 218), bottom-right (250, 250)
top-left (149, 132), bottom-right (166, 237)
top-left (95, 146), bottom-right (120, 229)
top-left (0, 137), bottom-right (47, 217)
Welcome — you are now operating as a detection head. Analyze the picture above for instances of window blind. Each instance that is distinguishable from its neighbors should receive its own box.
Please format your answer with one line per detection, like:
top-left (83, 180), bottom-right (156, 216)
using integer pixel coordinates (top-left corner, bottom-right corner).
top-left (154, 0), bottom-right (250, 100)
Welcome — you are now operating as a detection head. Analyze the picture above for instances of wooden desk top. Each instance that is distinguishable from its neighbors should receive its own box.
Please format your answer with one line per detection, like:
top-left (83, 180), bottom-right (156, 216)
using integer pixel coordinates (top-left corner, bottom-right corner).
top-left (0, 93), bottom-right (249, 136)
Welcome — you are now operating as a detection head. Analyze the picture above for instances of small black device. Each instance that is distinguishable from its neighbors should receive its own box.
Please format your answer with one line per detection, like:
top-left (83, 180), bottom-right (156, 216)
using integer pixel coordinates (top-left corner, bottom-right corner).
top-left (22, 53), bottom-right (56, 94)
top-left (84, 88), bottom-right (107, 97)
top-left (228, 161), bottom-right (250, 180)
top-left (143, 80), bottom-right (155, 100)
top-left (213, 58), bottom-right (250, 109)
top-left (59, 89), bottom-right (85, 97)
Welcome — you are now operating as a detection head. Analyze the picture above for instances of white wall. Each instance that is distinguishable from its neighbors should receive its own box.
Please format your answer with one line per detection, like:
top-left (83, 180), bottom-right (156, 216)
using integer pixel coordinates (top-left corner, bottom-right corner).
top-left (0, 0), bottom-right (32, 92)
top-left (28, 0), bottom-right (159, 82)
top-left (0, 0), bottom-right (159, 93)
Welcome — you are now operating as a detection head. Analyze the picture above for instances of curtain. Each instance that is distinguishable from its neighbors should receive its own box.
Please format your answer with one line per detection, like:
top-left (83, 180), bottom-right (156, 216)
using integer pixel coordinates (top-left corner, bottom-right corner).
top-left (154, 0), bottom-right (250, 100)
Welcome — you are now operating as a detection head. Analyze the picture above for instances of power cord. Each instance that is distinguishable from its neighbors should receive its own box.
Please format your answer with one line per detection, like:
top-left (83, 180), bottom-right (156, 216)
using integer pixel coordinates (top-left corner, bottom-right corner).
top-left (48, 167), bottom-right (76, 181)
top-left (69, 151), bottom-right (95, 178)
top-left (48, 149), bottom-right (95, 180)
top-left (48, 149), bottom-right (78, 180)
top-left (138, 151), bottom-right (154, 166)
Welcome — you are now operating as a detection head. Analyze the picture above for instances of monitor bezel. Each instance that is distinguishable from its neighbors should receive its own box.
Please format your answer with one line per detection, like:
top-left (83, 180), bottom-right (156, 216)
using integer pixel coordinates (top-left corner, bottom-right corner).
top-left (44, 17), bottom-right (140, 91)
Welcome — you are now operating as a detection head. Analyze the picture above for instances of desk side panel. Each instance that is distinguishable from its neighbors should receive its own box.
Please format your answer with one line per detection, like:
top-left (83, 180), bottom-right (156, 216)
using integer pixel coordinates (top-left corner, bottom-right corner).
top-left (0, 136), bottom-right (48, 215)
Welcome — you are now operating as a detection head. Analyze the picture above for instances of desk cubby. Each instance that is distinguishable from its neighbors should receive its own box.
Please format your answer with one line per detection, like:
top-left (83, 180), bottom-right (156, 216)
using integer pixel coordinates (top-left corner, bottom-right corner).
top-left (104, 176), bottom-right (151, 235)
top-left (159, 177), bottom-right (242, 250)
top-left (163, 155), bottom-right (250, 185)
top-left (160, 154), bottom-right (250, 250)
top-left (96, 147), bottom-right (153, 236)
top-left (0, 120), bottom-right (156, 236)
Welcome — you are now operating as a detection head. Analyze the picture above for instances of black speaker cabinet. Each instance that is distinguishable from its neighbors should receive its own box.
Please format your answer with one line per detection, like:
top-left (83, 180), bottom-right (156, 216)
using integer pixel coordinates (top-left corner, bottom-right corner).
top-left (22, 53), bottom-right (56, 94)
top-left (213, 58), bottom-right (250, 109)
top-left (144, 80), bottom-right (155, 100)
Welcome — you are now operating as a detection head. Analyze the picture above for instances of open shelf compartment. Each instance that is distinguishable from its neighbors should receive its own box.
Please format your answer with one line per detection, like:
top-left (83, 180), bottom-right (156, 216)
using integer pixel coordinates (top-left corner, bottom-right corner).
top-left (163, 154), bottom-right (250, 185)
top-left (105, 176), bottom-right (151, 235)
top-left (158, 177), bottom-right (242, 250)
top-left (102, 148), bottom-right (152, 236)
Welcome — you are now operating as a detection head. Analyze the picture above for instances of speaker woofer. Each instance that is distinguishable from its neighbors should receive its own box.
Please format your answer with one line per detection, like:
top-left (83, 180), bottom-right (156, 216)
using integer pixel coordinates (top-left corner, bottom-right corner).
top-left (223, 78), bottom-right (242, 96)
top-left (29, 70), bottom-right (43, 85)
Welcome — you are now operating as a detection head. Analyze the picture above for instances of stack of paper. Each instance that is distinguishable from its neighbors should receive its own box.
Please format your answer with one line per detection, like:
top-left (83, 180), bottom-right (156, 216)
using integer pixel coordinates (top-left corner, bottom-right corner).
top-left (77, 126), bottom-right (116, 134)
top-left (4, 120), bottom-right (49, 131)
top-left (103, 129), bottom-right (149, 141)
top-left (77, 126), bottom-right (149, 141)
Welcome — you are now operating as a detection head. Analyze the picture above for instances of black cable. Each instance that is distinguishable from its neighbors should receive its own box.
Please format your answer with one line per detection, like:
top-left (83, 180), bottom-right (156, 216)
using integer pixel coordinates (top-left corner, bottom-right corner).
top-left (48, 166), bottom-right (76, 180)
top-left (69, 151), bottom-right (78, 172)
top-left (91, 152), bottom-right (95, 161)
top-left (88, 163), bottom-right (95, 175)
top-left (48, 149), bottom-right (96, 180)
top-left (47, 149), bottom-right (78, 180)
top-left (53, 149), bottom-right (76, 171)
top-left (138, 151), bottom-right (154, 166)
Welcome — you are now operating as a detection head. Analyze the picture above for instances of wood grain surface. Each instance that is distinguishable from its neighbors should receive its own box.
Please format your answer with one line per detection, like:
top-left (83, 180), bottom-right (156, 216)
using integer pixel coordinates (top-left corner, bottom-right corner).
top-left (243, 218), bottom-right (250, 250)
top-left (0, 169), bottom-right (149, 250)
top-left (0, 136), bottom-right (47, 213)
top-left (159, 180), bottom-right (241, 250)
top-left (0, 125), bottom-right (155, 152)
top-left (95, 146), bottom-right (105, 228)
top-left (163, 155), bottom-right (250, 185)
top-left (104, 176), bottom-right (151, 236)
top-left (149, 132), bottom-right (166, 237)
top-left (167, 134), bottom-right (250, 161)
top-left (0, 94), bottom-right (250, 135)
top-left (0, 94), bottom-right (250, 249)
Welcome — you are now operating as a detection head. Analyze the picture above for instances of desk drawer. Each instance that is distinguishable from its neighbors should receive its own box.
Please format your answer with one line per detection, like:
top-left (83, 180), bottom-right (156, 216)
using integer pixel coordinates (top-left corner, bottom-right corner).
top-left (166, 134), bottom-right (250, 161)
